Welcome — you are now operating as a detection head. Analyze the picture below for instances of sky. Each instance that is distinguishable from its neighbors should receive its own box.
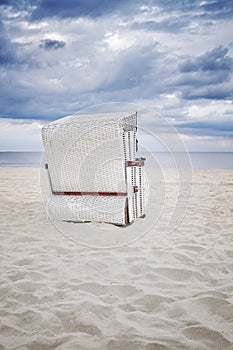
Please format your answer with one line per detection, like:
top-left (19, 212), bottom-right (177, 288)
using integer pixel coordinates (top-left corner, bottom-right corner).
top-left (0, 0), bottom-right (233, 151)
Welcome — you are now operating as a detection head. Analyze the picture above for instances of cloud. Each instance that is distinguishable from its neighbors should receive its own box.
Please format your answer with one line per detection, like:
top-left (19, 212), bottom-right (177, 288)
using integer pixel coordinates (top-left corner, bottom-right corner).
top-left (176, 120), bottom-right (233, 137)
top-left (0, 21), bottom-right (16, 64)
top-left (157, 0), bottom-right (233, 20)
top-left (200, 0), bottom-right (233, 19)
top-left (181, 84), bottom-right (233, 100)
top-left (131, 0), bottom-right (233, 35)
top-left (30, 0), bottom-right (132, 20)
top-left (179, 133), bottom-right (233, 152)
top-left (0, 0), bottom-right (30, 21)
top-left (0, 0), bottom-right (23, 10)
top-left (131, 16), bottom-right (191, 33)
top-left (39, 38), bottom-right (66, 50)
top-left (98, 38), bottom-right (162, 92)
top-left (0, 0), bottom-right (233, 151)
top-left (0, 118), bottom-right (43, 151)
top-left (174, 46), bottom-right (233, 100)
top-left (179, 46), bottom-right (233, 72)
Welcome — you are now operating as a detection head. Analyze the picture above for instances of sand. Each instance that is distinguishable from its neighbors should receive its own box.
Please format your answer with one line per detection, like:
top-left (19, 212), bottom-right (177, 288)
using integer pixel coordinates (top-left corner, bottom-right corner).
top-left (0, 167), bottom-right (233, 350)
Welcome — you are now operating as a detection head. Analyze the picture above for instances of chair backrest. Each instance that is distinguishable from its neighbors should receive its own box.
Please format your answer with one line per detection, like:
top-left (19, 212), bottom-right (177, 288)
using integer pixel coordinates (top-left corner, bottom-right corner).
top-left (42, 112), bottom-right (137, 195)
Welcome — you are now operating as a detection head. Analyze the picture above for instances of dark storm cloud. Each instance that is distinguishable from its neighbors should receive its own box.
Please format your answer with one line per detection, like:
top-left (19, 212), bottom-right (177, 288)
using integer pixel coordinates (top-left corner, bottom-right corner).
top-left (0, 0), bottom-right (29, 17)
top-left (1, 0), bottom-right (233, 22)
top-left (101, 42), bottom-right (161, 92)
top-left (30, 0), bottom-right (132, 20)
top-left (39, 39), bottom-right (66, 50)
top-left (176, 120), bottom-right (233, 137)
top-left (0, 0), bottom-right (20, 7)
top-left (0, 21), bottom-right (16, 64)
top-left (29, 0), bottom-right (196, 22)
top-left (176, 70), bottom-right (230, 87)
top-left (157, 0), bottom-right (233, 20)
top-left (181, 85), bottom-right (233, 101)
top-left (132, 0), bottom-right (233, 34)
top-left (179, 46), bottom-right (233, 73)
top-left (199, 0), bottom-right (233, 19)
top-left (0, 21), bottom-right (31, 67)
top-left (176, 46), bottom-right (233, 100)
top-left (131, 16), bottom-right (191, 33)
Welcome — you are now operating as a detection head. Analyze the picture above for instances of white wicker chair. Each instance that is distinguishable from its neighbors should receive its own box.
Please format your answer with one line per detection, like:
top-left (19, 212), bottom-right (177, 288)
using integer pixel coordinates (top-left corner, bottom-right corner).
top-left (42, 112), bottom-right (146, 225)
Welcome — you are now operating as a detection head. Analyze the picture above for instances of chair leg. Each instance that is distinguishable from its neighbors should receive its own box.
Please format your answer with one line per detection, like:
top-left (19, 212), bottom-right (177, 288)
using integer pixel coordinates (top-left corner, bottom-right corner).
top-left (125, 198), bottom-right (132, 225)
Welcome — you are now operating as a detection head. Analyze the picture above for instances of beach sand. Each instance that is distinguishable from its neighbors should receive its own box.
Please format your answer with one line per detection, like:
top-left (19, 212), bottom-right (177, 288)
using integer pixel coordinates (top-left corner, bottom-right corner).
top-left (1, 167), bottom-right (233, 349)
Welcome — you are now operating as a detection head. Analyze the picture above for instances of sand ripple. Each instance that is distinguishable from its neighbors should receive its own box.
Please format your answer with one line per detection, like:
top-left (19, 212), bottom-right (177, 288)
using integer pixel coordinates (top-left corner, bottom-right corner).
top-left (0, 168), bottom-right (233, 349)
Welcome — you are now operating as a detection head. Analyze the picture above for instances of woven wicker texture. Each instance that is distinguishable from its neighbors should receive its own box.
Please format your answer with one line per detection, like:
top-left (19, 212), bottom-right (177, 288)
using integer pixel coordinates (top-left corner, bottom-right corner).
top-left (47, 195), bottom-right (127, 225)
top-left (42, 112), bottom-right (136, 193)
top-left (126, 165), bottom-right (146, 222)
top-left (42, 112), bottom-right (145, 225)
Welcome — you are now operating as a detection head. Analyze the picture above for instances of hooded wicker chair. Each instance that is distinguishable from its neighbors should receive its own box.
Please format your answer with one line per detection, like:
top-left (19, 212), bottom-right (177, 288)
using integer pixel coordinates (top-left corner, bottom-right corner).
top-left (42, 112), bottom-right (145, 225)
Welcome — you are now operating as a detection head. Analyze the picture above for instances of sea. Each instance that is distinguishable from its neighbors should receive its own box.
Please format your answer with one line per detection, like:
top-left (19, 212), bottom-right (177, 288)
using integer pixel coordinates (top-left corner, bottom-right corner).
top-left (0, 152), bottom-right (232, 169)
